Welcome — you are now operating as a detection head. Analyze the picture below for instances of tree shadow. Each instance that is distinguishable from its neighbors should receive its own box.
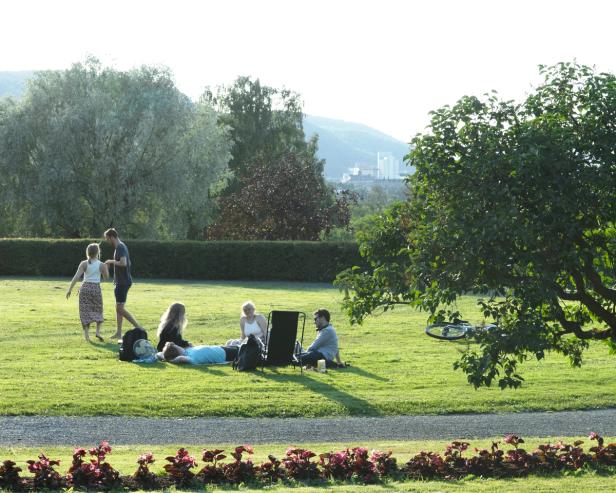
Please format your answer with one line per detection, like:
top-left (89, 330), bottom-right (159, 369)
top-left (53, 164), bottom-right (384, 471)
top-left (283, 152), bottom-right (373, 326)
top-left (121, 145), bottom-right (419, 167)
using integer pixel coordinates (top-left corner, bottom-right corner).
top-left (258, 367), bottom-right (381, 416)
top-left (343, 365), bottom-right (388, 382)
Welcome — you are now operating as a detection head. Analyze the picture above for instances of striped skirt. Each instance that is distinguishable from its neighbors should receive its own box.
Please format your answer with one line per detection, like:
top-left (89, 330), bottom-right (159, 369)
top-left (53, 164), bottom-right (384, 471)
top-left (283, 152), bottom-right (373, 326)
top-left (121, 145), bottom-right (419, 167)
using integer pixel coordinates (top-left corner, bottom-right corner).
top-left (79, 282), bottom-right (104, 325)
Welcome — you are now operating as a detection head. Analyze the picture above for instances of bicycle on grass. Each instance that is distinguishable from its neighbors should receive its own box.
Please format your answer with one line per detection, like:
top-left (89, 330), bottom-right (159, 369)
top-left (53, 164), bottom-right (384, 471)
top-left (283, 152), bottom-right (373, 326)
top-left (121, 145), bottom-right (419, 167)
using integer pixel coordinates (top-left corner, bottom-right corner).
top-left (425, 319), bottom-right (498, 340)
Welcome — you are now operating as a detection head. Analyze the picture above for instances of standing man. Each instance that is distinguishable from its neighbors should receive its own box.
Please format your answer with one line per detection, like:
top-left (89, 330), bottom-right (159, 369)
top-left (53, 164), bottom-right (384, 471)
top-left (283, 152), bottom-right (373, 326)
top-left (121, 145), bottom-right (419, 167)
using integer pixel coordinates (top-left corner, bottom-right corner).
top-left (104, 228), bottom-right (139, 339)
top-left (298, 308), bottom-right (345, 368)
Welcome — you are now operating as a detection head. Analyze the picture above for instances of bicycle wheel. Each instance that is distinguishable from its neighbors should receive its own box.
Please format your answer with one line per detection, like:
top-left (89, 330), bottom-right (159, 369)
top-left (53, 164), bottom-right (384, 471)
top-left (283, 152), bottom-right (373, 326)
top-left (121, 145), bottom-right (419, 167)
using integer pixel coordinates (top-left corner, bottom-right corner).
top-left (425, 322), bottom-right (469, 340)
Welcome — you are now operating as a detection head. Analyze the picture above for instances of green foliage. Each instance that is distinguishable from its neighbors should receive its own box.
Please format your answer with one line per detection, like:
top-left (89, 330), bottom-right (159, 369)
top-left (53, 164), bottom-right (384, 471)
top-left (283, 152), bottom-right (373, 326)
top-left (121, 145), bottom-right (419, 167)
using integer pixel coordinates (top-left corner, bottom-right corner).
top-left (207, 150), bottom-right (355, 240)
top-left (203, 76), bottom-right (352, 240)
top-left (336, 62), bottom-right (616, 388)
top-left (0, 239), bottom-right (361, 282)
top-left (0, 58), bottom-right (231, 239)
top-left (203, 76), bottom-right (305, 181)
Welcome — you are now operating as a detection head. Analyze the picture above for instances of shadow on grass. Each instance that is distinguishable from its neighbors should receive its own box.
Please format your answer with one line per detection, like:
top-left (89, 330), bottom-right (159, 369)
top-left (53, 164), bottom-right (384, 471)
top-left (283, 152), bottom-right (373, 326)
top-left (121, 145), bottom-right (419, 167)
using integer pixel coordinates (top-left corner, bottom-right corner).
top-left (344, 366), bottom-right (388, 382)
top-left (258, 367), bottom-right (381, 416)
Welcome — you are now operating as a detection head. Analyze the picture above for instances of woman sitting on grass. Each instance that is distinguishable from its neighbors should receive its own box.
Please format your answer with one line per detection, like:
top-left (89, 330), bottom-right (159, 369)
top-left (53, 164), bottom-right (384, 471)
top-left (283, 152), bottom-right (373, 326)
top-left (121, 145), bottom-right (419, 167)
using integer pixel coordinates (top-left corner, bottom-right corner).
top-left (160, 341), bottom-right (238, 365)
top-left (226, 301), bottom-right (267, 347)
top-left (66, 243), bottom-right (109, 342)
top-left (156, 302), bottom-right (192, 352)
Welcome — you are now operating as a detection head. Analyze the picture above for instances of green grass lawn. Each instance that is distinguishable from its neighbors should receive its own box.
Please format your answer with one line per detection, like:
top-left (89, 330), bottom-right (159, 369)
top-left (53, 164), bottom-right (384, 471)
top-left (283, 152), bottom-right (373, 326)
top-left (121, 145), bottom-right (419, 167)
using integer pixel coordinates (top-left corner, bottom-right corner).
top-left (0, 277), bottom-right (615, 417)
top-left (2, 438), bottom-right (615, 492)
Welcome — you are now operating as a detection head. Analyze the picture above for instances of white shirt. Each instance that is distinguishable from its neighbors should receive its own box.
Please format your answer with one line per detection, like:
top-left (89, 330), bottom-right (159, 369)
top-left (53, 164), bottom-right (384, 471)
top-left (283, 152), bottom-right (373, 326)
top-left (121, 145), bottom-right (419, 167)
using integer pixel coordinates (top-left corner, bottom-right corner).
top-left (83, 259), bottom-right (102, 283)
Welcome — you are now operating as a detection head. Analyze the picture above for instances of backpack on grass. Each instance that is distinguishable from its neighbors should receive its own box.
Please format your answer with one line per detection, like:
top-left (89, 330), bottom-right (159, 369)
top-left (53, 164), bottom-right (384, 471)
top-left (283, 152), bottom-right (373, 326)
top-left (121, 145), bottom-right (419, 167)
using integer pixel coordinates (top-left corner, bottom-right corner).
top-left (233, 334), bottom-right (262, 371)
top-left (119, 327), bottom-right (148, 361)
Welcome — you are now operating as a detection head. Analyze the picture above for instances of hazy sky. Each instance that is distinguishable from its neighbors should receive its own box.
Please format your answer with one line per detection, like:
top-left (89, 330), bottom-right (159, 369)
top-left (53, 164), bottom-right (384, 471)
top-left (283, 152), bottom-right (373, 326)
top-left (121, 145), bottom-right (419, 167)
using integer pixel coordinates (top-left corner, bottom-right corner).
top-left (2, 0), bottom-right (615, 142)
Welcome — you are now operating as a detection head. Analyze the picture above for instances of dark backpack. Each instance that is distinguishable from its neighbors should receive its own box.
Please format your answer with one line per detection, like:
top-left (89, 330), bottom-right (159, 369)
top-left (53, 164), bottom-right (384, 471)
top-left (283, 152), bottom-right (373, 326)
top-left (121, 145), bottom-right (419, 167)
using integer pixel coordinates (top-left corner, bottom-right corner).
top-left (119, 327), bottom-right (148, 361)
top-left (233, 334), bottom-right (262, 371)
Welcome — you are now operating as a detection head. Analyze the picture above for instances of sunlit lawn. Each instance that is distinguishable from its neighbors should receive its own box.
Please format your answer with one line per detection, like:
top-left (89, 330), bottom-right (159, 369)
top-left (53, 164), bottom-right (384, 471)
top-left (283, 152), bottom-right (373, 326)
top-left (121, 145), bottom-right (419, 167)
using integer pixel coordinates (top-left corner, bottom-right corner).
top-left (2, 438), bottom-right (615, 493)
top-left (0, 277), bottom-right (615, 417)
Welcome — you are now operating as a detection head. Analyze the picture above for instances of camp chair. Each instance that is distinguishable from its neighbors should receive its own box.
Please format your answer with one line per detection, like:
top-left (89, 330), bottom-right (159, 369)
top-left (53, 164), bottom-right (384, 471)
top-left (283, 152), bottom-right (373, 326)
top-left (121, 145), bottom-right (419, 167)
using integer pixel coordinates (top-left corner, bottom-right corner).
top-left (262, 310), bottom-right (306, 372)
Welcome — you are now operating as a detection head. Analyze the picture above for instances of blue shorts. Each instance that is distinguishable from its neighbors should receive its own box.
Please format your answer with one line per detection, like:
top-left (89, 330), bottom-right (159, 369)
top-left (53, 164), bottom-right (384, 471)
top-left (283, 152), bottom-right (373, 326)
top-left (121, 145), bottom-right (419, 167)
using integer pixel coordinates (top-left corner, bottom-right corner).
top-left (114, 284), bottom-right (131, 304)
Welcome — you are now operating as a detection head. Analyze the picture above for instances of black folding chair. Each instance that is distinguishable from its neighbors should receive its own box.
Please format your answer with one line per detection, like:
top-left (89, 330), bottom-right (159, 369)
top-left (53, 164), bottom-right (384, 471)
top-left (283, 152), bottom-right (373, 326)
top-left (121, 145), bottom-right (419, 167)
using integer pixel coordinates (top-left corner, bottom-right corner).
top-left (262, 310), bottom-right (305, 372)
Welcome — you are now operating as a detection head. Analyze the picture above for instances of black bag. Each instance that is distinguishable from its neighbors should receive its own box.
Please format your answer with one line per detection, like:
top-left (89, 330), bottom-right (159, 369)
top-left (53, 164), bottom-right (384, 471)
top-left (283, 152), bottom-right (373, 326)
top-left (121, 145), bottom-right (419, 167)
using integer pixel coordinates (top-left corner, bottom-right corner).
top-left (233, 334), bottom-right (262, 371)
top-left (119, 327), bottom-right (148, 361)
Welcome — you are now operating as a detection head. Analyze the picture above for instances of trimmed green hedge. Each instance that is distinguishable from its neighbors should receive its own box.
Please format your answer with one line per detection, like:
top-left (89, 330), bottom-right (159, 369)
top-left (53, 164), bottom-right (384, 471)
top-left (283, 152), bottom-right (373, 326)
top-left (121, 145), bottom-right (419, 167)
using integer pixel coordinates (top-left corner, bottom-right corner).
top-left (0, 239), bottom-right (362, 282)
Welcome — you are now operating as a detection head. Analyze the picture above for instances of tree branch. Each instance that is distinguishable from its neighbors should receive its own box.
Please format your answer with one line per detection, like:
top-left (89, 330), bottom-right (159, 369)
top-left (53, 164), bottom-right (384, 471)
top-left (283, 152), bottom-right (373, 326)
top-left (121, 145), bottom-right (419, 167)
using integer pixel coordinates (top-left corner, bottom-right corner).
top-left (570, 270), bottom-right (616, 330)
top-left (553, 304), bottom-right (612, 340)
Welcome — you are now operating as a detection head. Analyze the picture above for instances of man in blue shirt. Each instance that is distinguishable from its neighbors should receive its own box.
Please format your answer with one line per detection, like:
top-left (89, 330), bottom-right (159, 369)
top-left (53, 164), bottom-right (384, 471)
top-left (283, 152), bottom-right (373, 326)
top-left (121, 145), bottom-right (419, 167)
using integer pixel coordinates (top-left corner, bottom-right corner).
top-left (104, 228), bottom-right (140, 340)
top-left (299, 308), bottom-right (345, 368)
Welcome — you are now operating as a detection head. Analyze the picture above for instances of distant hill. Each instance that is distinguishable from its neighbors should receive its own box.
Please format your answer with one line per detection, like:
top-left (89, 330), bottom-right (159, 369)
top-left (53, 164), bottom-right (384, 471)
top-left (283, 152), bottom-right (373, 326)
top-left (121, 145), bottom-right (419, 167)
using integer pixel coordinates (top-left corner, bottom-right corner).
top-left (0, 71), bottom-right (34, 98)
top-left (0, 71), bottom-right (410, 180)
top-left (304, 115), bottom-right (410, 179)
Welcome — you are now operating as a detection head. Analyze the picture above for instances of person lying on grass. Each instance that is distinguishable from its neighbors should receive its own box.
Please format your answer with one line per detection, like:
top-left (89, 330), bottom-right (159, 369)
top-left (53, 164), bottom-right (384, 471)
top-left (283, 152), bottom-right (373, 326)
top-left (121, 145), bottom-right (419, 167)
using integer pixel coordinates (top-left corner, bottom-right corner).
top-left (159, 341), bottom-right (238, 365)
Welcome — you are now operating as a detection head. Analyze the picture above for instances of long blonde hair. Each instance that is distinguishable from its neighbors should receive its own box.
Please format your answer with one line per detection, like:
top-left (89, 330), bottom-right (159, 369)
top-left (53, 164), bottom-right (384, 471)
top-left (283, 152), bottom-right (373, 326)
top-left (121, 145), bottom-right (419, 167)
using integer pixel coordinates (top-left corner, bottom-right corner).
top-left (86, 243), bottom-right (100, 264)
top-left (157, 302), bottom-right (188, 337)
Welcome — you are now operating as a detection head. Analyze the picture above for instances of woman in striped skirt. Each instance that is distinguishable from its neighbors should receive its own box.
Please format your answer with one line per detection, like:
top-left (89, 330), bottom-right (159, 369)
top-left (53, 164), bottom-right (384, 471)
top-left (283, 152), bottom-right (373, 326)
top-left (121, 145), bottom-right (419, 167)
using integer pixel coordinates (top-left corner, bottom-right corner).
top-left (66, 243), bottom-right (109, 342)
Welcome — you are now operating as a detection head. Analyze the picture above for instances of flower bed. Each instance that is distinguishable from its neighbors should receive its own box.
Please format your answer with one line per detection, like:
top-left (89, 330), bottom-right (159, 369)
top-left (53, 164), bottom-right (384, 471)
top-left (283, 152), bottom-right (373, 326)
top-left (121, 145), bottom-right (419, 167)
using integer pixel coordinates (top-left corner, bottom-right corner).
top-left (1, 434), bottom-right (615, 490)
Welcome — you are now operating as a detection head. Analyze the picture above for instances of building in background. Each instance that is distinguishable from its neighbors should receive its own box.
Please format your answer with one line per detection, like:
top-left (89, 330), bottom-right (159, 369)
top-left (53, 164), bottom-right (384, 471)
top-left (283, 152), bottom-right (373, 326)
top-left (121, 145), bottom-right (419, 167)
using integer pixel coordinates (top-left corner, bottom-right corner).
top-left (377, 152), bottom-right (400, 180)
top-left (342, 151), bottom-right (407, 183)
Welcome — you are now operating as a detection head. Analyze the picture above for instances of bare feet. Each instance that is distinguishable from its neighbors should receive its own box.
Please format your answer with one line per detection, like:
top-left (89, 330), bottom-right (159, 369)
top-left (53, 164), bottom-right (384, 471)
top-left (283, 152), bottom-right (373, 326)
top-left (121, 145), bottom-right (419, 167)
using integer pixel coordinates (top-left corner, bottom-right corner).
top-left (111, 332), bottom-right (122, 341)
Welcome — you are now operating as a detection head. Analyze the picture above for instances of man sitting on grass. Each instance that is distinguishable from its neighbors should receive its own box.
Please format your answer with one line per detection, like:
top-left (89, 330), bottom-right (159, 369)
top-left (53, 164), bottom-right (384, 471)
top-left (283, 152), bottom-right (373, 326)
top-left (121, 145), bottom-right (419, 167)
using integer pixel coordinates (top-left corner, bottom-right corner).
top-left (298, 308), bottom-right (346, 368)
top-left (160, 341), bottom-right (238, 365)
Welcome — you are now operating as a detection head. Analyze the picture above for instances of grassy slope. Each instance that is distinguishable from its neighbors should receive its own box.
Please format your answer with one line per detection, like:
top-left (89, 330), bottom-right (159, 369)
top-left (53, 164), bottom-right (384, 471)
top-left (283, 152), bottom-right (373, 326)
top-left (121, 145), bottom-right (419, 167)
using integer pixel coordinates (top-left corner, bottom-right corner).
top-left (2, 438), bottom-right (614, 493)
top-left (0, 278), bottom-right (615, 417)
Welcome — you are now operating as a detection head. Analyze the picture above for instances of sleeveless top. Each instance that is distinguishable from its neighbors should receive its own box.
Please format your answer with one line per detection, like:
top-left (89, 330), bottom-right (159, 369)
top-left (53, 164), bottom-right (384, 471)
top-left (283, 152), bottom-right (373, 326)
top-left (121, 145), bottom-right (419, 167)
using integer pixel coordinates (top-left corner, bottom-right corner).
top-left (83, 259), bottom-right (102, 283)
top-left (244, 318), bottom-right (262, 337)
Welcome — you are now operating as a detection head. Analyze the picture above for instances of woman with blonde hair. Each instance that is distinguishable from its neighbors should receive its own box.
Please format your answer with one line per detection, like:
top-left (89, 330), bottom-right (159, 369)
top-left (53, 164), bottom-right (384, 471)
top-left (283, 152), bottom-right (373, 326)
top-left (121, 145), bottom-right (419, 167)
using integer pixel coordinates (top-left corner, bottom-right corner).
top-left (156, 302), bottom-right (192, 351)
top-left (66, 243), bottom-right (109, 342)
top-left (226, 300), bottom-right (267, 347)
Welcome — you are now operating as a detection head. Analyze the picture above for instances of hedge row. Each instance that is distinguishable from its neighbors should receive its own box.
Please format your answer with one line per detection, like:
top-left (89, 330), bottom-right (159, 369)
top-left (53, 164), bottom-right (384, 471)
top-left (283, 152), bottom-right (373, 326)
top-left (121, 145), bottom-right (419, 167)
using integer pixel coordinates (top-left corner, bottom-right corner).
top-left (0, 239), bottom-right (363, 282)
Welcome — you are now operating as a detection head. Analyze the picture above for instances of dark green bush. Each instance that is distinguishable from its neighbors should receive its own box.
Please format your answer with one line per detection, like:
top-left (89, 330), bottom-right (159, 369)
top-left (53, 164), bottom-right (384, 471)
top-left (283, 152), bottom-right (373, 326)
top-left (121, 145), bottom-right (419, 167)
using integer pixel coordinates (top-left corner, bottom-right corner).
top-left (0, 239), bottom-right (362, 282)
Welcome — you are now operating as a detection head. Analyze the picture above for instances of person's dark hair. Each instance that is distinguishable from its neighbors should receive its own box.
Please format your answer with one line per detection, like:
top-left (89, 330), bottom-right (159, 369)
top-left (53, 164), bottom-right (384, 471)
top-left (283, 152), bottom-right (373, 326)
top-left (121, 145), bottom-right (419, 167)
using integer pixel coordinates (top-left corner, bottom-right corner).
top-left (314, 308), bottom-right (330, 322)
top-left (104, 228), bottom-right (118, 239)
top-left (162, 343), bottom-right (182, 361)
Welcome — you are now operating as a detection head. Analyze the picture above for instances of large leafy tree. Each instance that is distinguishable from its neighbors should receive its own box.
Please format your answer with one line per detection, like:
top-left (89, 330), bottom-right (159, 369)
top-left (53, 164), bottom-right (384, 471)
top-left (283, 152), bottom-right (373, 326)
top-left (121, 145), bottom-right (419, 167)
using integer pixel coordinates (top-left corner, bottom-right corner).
top-left (206, 144), bottom-right (354, 240)
top-left (203, 76), bottom-right (305, 190)
top-left (204, 76), bottom-right (353, 239)
top-left (336, 63), bottom-right (616, 388)
top-left (0, 58), bottom-right (231, 238)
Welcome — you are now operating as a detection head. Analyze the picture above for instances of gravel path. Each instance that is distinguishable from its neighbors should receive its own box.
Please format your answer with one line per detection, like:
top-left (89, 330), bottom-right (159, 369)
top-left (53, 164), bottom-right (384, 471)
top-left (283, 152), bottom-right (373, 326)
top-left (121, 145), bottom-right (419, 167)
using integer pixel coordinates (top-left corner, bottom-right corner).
top-left (1, 409), bottom-right (615, 446)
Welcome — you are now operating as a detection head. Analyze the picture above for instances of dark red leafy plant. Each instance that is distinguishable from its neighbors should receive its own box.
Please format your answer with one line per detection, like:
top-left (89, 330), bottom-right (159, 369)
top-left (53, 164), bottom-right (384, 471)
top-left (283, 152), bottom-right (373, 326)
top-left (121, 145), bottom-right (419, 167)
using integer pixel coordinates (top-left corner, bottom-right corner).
top-left (0, 460), bottom-right (24, 491)
top-left (164, 448), bottom-right (197, 487)
top-left (197, 449), bottom-right (226, 484)
top-left (26, 454), bottom-right (64, 490)
top-left (132, 452), bottom-right (157, 489)
top-left (282, 447), bottom-right (321, 481)
top-left (67, 441), bottom-right (120, 490)
top-left (222, 445), bottom-right (256, 484)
